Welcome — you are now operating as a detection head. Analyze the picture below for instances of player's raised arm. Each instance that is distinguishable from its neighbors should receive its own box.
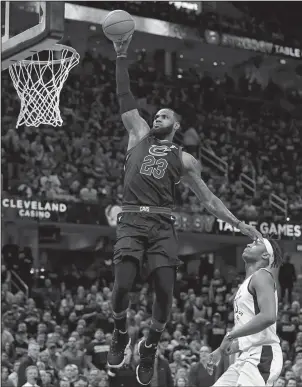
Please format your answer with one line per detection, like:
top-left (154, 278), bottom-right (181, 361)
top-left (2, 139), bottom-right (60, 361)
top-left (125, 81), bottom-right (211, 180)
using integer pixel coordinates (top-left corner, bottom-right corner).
top-left (113, 36), bottom-right (150, 149)
top-left (181, 151), bottom-right (262, 241)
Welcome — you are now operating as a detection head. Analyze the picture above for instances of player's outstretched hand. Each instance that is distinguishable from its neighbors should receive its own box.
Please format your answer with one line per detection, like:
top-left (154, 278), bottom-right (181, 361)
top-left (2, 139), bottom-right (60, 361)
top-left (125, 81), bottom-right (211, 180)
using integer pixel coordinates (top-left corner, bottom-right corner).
top-left (206, 348), bottom-right (222, 375)
top-left (113, 34), bottom-right (133, 57)
top-left (219, 333), bottom-right (233, 354)
top-left (238, 222), bottom-right (263, 241)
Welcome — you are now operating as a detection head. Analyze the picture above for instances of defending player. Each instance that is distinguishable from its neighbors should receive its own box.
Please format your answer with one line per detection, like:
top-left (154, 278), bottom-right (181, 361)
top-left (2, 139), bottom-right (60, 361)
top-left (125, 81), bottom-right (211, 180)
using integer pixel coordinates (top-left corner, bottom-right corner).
top-left (107, 35), bottom-right (263, 386)
top-left (207, 238), bottom-right (284, 386)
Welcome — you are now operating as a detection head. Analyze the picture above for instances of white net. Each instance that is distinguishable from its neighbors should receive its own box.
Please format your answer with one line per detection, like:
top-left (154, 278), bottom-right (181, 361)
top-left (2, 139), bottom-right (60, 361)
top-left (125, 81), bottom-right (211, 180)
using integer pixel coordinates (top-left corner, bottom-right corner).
top-left (8, 44), bottom-right (80, 127)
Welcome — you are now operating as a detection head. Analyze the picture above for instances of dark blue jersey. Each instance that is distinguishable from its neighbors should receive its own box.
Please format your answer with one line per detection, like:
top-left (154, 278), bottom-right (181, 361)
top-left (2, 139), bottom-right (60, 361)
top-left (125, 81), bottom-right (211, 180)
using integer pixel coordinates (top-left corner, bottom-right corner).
top-left (123, 134), bottom-right (183, 208)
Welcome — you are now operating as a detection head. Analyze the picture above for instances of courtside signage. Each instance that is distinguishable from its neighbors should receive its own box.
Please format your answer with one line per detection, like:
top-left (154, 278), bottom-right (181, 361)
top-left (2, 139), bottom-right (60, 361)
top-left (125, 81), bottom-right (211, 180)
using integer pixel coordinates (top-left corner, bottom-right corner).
top-left (2, 199), bottom-right (301, 239)
top-left (2, 198), bottom-right (67, 219)
top-left (173, 213), bottom-right (302, 238)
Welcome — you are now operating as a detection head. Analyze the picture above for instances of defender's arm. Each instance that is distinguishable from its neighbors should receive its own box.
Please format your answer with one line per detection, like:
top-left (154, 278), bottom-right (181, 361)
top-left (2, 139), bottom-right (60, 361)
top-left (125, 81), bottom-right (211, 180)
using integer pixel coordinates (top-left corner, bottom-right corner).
top-left (181, 152), bottom-right (240, 228)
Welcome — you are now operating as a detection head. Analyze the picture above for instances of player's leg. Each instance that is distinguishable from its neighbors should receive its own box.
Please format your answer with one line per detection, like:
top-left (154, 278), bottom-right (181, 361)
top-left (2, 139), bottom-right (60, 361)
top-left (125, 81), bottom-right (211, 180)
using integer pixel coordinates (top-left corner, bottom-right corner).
top-left (136, 266), bottom-right (175, 385)
top-left (237, 345), bottom-right (283, 386)
top-left (108, 214), bottom-right (146, 369)
top-left (111, 259), bottom-right (138, 330)
top-left (149, 266), bottom-right (175, 345)
top-left (136, 215), bottom-right (181, 385)
top-left (212, 364), bottom-right (240, 387)
top-left (107, 259), bottom-right (138, 368)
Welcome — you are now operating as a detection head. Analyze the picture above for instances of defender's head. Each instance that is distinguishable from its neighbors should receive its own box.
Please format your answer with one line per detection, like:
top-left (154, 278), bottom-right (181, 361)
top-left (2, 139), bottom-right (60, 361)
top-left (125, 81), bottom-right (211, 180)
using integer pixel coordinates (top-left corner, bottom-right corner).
top-left (152, 108), bottom-right (180, 138)
top-left (242, 238), bottom-right (283, 268)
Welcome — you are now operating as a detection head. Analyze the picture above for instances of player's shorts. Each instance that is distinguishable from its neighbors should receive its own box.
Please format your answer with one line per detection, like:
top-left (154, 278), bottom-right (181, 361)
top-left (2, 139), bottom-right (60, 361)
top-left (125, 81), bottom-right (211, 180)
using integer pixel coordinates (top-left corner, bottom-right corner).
top-left (213, 343), bottom-right (283, 387)
top-left (113, 211), bottom-right (182, 277)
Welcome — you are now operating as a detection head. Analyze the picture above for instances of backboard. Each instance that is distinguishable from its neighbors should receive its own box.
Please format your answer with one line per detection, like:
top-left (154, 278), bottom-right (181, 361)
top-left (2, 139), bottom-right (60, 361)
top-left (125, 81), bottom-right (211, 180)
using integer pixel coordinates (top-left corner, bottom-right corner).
top-left (1, 1), bottom-right (65, 70)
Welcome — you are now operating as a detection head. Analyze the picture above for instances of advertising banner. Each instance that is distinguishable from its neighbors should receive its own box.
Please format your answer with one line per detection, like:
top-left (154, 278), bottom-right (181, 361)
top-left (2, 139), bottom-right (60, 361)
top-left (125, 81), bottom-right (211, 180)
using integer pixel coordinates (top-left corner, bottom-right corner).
top-left (2, 198), bottom-right (301, 240)
top-left (205, 30), bottom-right (302, 59)
top-left (173, 212), bottom-right (301, 239)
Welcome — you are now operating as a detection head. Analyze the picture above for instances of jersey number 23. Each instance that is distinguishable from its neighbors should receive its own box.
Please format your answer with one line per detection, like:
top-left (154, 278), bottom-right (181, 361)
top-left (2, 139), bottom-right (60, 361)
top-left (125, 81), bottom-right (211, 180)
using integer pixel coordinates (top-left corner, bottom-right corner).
top-left (140, 155), bottom-right (168, 179)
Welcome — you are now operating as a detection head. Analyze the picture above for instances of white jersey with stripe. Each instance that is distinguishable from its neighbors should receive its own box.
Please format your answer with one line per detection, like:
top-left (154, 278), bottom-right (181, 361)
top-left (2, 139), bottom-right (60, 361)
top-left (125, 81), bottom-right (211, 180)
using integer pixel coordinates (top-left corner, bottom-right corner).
top-left (233, 268), bottom-right (280, 351)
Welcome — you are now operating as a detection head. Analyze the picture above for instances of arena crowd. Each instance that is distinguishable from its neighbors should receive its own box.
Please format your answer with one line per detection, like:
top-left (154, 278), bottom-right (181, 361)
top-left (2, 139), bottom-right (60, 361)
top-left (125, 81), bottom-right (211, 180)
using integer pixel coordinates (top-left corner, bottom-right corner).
top-left (2, 246), bottom-right (302, 387)
top-left (2, 3), bottom-right (302, 387)
top-left (73, 1), bottom-right (302, 48)
top-left (1, 48), bottom-right (302, 223)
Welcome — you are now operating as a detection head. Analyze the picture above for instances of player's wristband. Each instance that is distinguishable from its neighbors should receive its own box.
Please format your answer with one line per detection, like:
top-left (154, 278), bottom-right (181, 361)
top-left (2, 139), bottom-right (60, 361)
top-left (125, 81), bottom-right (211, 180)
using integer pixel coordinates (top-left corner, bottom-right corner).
top-left (235, 220), bottom-right (242, 228)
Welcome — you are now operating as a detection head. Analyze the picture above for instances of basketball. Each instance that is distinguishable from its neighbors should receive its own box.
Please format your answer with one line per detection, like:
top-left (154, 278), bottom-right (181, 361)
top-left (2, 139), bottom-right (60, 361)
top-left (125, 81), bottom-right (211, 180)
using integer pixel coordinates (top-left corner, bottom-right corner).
top-left (103, 10), bottom-right (135, 42)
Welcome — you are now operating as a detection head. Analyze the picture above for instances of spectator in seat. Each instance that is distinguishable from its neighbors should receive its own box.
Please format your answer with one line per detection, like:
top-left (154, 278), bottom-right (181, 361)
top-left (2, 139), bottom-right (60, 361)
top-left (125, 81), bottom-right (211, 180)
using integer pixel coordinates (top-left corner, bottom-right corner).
top-left (80, 178), bottom-right (98, 203)
top-left (87, 369), bottom-right (101, 387)
top-left (276, 377), bottom-right (286, 387)
top-left (58, 337), bottom-right (88, 374)
top-left (278, 313), bottom-right (297, 346)
top-left (168, 350), bottom-right (183, 378)
top-left (63, 364), bottom-right (79, 385)
top-left (86, 329), bottom-right (108, 370)
top-left (2, 282), bottom-right (15, 304)
top-left (4, 341), bottom-right (16, 364)
top-left (73, 376), bottom-right (89, 387)
top-left (2, 263), bottom-right (11, 284)
top-left (40, 168), bottom-right (61, 191)
top-left (286, 379), bottom-right (297, 387)
top-left (150, 349), bottom-right (173, 387)
top-left (2, 366), bottom-right (15, 387)
top-left (205, 312), bottom-right (227, 350)
top-left (39, 370), bottom-right (55, 387)
top-left (17, 342), bottom-right (40, 387)
top-left (8, 361), bottom-right (20, 387)
top-left (183, 126), bottom-right (200, 157)
top-left (174, 376), bottom-right (188, 387)
top-left (59, 379), bottom-right (70, 387)
top-left (188, 346), bottom-right (215, 387)
top-left (14, 328), bottom-right (29, 360)
top-left (2, 321), bottom-right (14, 347)
top-left (22, 365), bottom-right (39, 387)
top-left (237, 198), bottom-right (259, 220)
top-left (36, 334), bottom-right (46, 352)
top-left (279, 255), bottom-right (297, 304)
top-left (43, 341), bottom-right (60, 371)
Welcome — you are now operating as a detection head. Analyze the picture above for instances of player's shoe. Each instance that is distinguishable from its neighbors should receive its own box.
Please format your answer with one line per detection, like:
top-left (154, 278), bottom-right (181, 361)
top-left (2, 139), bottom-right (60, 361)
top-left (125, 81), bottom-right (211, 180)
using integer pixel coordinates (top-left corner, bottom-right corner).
top-left (136, 338), bottom-right (157, 385)
top-left (107, 329), bottom-right (131, 368)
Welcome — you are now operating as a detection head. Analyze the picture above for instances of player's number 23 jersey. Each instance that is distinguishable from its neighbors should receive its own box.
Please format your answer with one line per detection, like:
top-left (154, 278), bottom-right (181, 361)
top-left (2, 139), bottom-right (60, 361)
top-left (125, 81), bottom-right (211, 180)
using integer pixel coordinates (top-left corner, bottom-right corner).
top-left (233, 268), bottom-right (280, 351)
top-left (123, 134), bottom-right (183, 208)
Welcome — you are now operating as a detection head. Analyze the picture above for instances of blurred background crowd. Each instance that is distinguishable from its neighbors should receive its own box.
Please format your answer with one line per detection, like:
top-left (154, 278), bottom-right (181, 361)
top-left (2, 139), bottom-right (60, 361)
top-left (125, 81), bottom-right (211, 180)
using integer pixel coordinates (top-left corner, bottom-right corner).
top-left (2, 246), bottom-right (302, 387)
top-left (74, 1), bottom-right (302, 49)
top-left (1, 1), bottom-right (302, 387)
top-left (2, 49), bottom-right (302, 223)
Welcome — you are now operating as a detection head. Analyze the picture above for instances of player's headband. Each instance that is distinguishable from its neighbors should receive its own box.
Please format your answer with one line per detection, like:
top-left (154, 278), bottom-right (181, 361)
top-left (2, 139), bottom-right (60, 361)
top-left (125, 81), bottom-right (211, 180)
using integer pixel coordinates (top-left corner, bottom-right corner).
top-left (263, 238), bottom-right (274, 266)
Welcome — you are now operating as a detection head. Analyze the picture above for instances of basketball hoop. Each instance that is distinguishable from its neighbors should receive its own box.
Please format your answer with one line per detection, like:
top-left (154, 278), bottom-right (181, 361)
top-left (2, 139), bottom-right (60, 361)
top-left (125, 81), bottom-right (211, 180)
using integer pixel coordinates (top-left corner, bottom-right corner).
top-left (8, 44), bottom-right (80, 128)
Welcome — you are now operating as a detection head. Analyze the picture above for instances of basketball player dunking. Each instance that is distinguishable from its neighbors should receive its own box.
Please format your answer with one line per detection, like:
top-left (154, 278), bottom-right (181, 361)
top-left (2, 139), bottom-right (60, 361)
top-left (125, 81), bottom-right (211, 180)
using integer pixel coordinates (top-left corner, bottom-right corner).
top-left (106, 35), bottom-right (263, 386)
top-left (207, 238), bottom-right (284, 386)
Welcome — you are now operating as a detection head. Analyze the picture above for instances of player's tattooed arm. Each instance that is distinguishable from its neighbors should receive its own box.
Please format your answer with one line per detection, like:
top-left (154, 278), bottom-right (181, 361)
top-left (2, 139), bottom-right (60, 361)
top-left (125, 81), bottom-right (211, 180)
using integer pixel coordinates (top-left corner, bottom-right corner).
top-left (181, 152), bottom-right (240, 228)
top-left (182, 152), bottom-right (263, 241)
